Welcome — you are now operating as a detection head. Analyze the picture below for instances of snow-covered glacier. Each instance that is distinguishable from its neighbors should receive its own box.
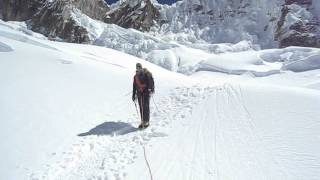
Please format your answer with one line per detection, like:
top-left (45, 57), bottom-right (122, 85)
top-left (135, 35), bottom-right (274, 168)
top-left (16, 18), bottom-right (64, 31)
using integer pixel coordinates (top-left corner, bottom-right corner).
top-left (1, 18), bottom-right (320, 180)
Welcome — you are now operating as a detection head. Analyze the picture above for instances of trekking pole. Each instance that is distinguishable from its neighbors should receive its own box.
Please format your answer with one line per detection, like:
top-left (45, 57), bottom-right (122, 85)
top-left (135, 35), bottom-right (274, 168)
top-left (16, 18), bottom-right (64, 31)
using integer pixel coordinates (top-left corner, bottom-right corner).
top-left (140, 95), bottom-right (145, 128)
top-left (151, 96), bottom-right (160, 112)
top-left (133, 100), bottom-right (140, 119)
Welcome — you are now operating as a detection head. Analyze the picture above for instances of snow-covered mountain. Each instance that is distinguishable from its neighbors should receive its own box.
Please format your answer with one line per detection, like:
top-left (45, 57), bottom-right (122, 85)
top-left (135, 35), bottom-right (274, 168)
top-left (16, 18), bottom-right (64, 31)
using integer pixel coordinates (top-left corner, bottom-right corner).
top-left (105, 0), bottom-right (160, 31)
top-left (1, 0), bottom-right (320, 48)
top-left (1, 19), bottom-right (320, 180)
top-left (31, 0), bottom-right (110, 43)
top-left (1, 0), bottom-right (320, 74)
top-left (0, 0), bottom-right (109, 42)
top-left (155, 0), bottom-right (282, 48)
top-left (155, 0), bottom-right (320, 48)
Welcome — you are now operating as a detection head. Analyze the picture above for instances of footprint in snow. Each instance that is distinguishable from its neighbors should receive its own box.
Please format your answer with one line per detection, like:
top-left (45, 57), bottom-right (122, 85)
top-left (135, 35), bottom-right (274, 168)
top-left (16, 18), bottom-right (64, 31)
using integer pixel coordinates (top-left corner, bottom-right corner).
top-left (59, 59), bottom-right (73, 64)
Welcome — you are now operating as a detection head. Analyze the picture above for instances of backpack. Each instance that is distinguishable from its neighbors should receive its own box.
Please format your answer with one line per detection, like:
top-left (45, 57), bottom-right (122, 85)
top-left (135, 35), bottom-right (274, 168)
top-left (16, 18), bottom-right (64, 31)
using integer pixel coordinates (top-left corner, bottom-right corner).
top-left (143, 68), bottom-right (154, 91)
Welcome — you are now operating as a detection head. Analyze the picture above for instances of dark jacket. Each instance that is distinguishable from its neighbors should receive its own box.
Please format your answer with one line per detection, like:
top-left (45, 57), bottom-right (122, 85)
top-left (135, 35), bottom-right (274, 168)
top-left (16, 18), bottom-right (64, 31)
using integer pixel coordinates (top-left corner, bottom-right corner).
top-left (133, 70), bottom-right (154, 97)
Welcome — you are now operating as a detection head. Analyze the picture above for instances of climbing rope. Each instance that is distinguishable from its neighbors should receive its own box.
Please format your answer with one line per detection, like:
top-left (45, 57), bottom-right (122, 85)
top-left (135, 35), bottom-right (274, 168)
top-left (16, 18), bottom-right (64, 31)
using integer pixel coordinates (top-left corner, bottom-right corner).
top-left (143, 145), bottom-right (154, 180)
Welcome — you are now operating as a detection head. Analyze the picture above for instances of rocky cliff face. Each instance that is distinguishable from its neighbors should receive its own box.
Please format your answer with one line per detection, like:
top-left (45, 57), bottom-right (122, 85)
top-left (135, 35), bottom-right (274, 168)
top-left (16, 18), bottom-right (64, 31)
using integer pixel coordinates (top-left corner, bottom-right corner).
top-left (0, 0), bottom-right (44, 21)
top-left (104, 0), bottom-right (160, 31)
top-left (0, 0), bottom-right (159, 42)
top-left (276, 0), bottom-right (320, 48)
top-left (30, 0), bottom-right (109, 43)
top-left (30, 0), bottom-right (89, 43)
top-left (0, 0), bottom-right (109, 43)
top-left (72, 0), bottom-right (109, 21)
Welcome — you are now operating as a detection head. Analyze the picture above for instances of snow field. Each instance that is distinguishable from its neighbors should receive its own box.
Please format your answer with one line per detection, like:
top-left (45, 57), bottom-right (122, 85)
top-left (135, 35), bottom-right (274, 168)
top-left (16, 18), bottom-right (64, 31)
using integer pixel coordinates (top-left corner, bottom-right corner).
top-left (30, 85), bottom-right (205, 180)
top-left (127, 83), bottom-right (320, 180)
top-left (0, 20), bottom-right (191, 180)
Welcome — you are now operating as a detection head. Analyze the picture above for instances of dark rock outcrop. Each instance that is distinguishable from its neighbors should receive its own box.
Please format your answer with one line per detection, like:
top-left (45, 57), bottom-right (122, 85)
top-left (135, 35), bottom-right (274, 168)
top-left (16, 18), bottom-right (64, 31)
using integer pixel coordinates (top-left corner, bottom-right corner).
top-left (30, 0), bottom-right (109, 43)
top-left (276, 0), bottom-right (320, 48)
top-left (0, 0), bottom-right (109, 43)
top-left (0, 0), bottom-right (44, 21)
top-left (104, 0), bottom-right (160, 31)
top-left (30, 0), bottom-right (90, 43)
top-left (72, 0), bottom-right (109, 21)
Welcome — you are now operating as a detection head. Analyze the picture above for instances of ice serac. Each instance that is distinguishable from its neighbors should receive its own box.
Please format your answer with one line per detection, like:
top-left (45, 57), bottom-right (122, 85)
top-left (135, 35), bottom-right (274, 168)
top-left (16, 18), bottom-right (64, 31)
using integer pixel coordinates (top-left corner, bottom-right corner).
top-left (104, 0), bottom-right (320, 48)
top-left (104, 0), bottom-right (160, 31)
top-left (154, 0), bottom-right (320, 48)
top-left (156, 0), bottom-right (282, 48)
top-left (276, 0), bottom-right (320, 48)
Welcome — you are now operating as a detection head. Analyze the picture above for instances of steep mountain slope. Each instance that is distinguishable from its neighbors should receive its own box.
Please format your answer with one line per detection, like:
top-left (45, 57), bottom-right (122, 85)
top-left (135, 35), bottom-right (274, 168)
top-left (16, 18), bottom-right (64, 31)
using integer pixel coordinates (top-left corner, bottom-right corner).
top-left (31, 0), bottom-right (110, 43)
top-left (0, 0), bottom-right (109, 43)
top-left (1, 19), bottom-right (320, 180)
top-left (0, 0), bottom-right (43, 21)
top-left (1, 0), bottom-right (319, 48)
top-left (105, 0), bottom-right (160, 31)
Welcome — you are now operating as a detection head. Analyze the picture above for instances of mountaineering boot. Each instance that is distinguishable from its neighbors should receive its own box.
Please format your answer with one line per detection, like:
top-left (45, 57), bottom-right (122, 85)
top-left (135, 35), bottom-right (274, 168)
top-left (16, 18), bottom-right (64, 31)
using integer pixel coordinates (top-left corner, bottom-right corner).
top-left (138, 121), bottom-right (149, 129)
top-left (138, 123), bottom-right (144, 129)
top-left (143, 121), bottom-right (149, 128)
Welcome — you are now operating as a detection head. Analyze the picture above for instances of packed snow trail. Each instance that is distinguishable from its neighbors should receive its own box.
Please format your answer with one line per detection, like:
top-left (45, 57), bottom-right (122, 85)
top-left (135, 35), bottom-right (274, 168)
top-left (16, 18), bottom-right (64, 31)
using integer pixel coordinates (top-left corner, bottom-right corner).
top-left (126, 84), bottom-right (320, 180)
top-left (30, 83), bottom-right (320, 180)
top-left (29, 85), bottom-right (195, 180)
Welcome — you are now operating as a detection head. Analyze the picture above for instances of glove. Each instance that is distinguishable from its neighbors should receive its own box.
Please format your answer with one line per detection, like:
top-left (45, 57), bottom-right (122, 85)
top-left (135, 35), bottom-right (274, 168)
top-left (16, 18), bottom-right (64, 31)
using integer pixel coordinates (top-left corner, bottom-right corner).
top-left (148, 88), bottom-right (155, 94)
top-left (132, 95), bottom-right (136, 101)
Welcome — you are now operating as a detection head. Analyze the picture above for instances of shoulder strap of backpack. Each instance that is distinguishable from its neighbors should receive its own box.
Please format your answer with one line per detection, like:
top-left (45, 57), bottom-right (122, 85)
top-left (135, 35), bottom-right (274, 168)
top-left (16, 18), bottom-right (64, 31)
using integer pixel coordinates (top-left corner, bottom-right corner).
top-left (134, 75), bottom-right (146, 92)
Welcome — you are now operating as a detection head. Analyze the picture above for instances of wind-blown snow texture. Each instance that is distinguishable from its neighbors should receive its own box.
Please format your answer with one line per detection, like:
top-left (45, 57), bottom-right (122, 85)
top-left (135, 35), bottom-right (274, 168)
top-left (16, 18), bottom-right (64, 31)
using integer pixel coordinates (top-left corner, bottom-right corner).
top-left (1, 18), bottom-right (320, 180)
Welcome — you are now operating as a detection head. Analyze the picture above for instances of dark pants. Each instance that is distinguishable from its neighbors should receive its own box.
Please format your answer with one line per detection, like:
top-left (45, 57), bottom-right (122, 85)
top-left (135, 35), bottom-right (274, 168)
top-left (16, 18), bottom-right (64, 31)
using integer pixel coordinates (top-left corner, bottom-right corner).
top-left (137, 93), bottom-right (150, 123)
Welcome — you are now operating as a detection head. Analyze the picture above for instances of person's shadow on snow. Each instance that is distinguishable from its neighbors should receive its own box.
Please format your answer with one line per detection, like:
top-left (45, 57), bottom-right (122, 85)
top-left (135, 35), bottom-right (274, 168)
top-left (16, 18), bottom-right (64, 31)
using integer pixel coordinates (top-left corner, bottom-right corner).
top-left (78, 121), bottom-right (138, 136)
